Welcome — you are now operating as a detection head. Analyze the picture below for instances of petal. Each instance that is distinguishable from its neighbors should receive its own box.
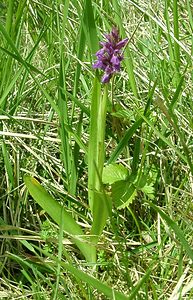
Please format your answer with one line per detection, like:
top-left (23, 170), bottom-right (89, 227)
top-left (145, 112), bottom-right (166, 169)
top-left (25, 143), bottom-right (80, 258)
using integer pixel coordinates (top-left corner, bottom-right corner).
top-left (116, 38), bottom-right (128, 49)
top-left (93, 28), bottom-right (128, 79)
top-left (100, 41), bottom-right (107, 47)
top-left (96, 48), bottom-right (105, 57)
top-left (110, 55), bottom-right (120, 66)
top-left (111, 27), bottom-right (119, 42)
top-left (105, 65), bottom-right (114, 73)
top-left (93, 60), bottom-right (105, 70)
top-left (104, 33), bottom-right (112, 42)
top-left (101, 73), bottom-right (112, 83)
top-left (113, 64), bottom-right (120, 72)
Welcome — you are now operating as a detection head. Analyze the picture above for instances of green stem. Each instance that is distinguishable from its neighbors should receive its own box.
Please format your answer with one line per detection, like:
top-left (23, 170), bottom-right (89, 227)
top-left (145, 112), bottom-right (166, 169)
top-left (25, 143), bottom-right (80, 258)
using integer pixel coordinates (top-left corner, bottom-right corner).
top-left (88, 78), bottom-right (108, 213)
top-left (111, 75), bottom-right (115, 111)
top-left (88, 78), bottom-right (109, 263)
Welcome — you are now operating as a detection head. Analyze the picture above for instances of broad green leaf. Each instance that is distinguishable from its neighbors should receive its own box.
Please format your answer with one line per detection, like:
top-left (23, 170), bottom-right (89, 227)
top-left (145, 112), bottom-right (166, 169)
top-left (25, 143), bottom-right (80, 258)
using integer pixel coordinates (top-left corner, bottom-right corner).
top-left (102, 163), bottom-right (129, 185)
top-left (90, 190), bottom-right (112, 245)
top-left (24, 175), bottom-right (95, 262)
top-left (112, 181), bottom-right (137, 209)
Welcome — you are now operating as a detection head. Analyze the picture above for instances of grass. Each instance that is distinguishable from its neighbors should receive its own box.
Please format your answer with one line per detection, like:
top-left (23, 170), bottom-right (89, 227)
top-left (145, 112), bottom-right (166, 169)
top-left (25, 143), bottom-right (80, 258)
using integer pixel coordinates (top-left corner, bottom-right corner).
top-left (0, 0), bottom-right (193, 299)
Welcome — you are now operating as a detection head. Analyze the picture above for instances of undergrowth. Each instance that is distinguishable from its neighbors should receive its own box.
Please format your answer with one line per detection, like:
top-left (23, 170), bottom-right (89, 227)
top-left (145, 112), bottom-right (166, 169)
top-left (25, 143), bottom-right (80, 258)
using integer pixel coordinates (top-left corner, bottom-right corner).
top-left (0, 0), bottom-right (193, 299)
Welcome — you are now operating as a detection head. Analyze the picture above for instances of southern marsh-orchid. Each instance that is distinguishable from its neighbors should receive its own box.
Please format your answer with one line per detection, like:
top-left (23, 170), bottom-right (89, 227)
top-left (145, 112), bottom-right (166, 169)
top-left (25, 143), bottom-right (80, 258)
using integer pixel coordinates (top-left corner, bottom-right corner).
top-left (93, 27), bottom-right (128, 83)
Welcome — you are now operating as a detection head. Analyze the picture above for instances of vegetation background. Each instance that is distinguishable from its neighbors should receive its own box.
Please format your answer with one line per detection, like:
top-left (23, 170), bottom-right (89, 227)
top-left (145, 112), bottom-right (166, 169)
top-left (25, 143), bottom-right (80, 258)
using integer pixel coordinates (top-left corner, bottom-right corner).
top-left (0, 0), bottom-right (193, 299)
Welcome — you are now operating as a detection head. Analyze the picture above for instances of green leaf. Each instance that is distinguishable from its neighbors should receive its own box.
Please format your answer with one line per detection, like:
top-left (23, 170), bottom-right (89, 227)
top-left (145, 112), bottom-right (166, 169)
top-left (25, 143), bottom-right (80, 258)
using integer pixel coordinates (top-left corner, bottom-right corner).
top-left (90, 190), bottom-right (112, 245)
top-left (102, 163), bottom-right (129, 185)
top-left (112, 181), bottom-right (137, 209)
top-left (141, 184), bottom-right (155, 199)
top-left (24, 175), bottom-right (95, 262)
top-left (0, 21), bottom-right (22, 58)
top-left (111, 108), bottom-right (135, 121)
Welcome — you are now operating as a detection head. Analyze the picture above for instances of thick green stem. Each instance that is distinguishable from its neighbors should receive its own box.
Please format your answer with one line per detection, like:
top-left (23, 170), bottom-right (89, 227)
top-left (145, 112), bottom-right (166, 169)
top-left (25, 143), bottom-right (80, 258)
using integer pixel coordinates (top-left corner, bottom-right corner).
top-left (88, 78), bottom-right (109, 263)
top-left (88, 78), bottom-right (108, 213)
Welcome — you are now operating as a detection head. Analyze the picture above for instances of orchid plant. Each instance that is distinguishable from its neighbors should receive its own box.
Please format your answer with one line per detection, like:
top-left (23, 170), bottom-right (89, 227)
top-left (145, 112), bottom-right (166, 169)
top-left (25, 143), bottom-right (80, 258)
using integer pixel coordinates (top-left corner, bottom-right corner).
top-left (87, 27), bottom-right (128, 261)
top-left (25, 27), bottom-right (129, 264)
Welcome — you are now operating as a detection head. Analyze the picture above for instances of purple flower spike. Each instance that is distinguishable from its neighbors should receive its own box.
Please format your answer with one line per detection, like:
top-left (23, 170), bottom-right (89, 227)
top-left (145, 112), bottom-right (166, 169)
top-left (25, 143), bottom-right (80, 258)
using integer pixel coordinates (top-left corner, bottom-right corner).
top-left (93, 27), bottom-right (128, 83)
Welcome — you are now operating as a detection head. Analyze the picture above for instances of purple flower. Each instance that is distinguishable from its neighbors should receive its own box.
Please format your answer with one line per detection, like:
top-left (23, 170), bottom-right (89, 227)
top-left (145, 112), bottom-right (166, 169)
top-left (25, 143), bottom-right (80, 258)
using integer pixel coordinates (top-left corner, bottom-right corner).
top-left (93, 27), bottom-right (128, 83)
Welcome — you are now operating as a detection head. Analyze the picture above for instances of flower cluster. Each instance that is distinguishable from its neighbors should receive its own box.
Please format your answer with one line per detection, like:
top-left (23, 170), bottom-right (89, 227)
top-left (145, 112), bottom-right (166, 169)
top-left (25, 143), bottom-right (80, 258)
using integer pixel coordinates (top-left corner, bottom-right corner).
top-left (93, 27), bottom-right (128, 83)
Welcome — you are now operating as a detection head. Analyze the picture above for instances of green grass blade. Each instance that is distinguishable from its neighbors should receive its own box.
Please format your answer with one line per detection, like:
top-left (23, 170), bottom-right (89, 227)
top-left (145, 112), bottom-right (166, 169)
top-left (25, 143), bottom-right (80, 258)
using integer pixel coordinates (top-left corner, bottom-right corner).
top-left (112, 0), bottom-right (138, 98)
top-left (128, 0), bottom-right (192, 57)
top-left (169, 74), bottom-right (184, 111)
top-left (127, 260), bottom-right (156, 300)
top-left (58, 58), bottom-right (72, 190)
top-left (63, 263), bottom-right (129, 300)
top-left (147, 201), bottom-right (193, 261)
top-left (0, 46), bottom-right (44, 75)
top-left (0, 21), bottom-right (22, 58)
top-left (73, 21), bottom-right (86, 95)
top-left (32, 244), bottom-right (129, 300)
top-left (82, 0), bottom-right (99, 55)
top-left (70, 22), bottom-right (87, 193)
top-left (0, 67), bottom-right (23, 109)
top-left (108, 117), bottom-right (143, 164)
top-left (156, 95), bottom-right (193, 175)
top-left (173, 0), bottom-right (180, 72)
top-left (2, 141), bottom-right (14, 187)
top-left (53, 207), bottom-right (65, 300)
top-left (108, 79), bottom-right (156, 164)
top-left (140, 113), bottom-right (188, 165)
top-left (5, 0), bottom-right (14, 35)
top-left (66, 91), bottom-right (90, 116)
top-left (14, 0), bottom-right (27, 37)
top-left (0, 20), bottom-right (59, 113)
top-left (164, 0), bottom-right (175, 70)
